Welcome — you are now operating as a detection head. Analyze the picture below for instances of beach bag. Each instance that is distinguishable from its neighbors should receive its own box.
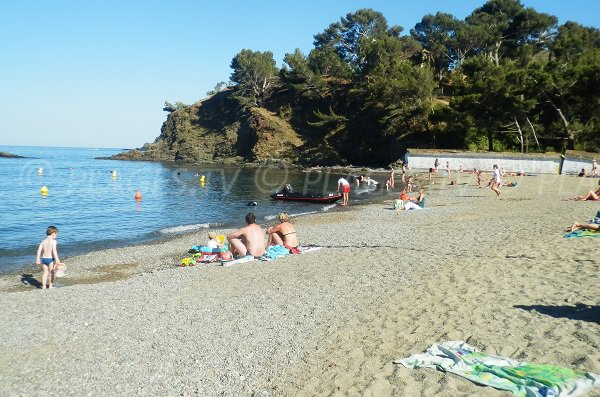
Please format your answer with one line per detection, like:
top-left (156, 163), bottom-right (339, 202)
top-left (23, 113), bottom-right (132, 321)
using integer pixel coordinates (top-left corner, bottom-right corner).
top-left (54, 263), bottom-right (67, 277)
top-left (393, 199), bottom-right (404, 210)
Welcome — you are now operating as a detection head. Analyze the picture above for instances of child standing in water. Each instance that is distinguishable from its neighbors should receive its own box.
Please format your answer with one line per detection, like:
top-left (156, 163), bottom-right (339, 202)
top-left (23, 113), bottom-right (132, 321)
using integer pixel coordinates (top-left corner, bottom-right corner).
top-left (35, 226), bottom-right (60, 289)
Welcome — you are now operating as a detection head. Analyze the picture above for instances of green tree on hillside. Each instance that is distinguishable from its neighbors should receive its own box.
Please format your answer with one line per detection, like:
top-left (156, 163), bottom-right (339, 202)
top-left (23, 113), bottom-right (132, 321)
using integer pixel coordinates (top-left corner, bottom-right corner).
top-left (230, 49), bottom-right (279, 106)
top-left (313, 8), bottom-right (403, 75)
top-left (465, 0), bottom-right (556, 66)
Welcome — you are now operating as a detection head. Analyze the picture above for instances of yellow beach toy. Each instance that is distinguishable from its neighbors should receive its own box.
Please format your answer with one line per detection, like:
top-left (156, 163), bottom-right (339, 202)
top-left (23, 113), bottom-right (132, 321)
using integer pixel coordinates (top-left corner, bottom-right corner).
top-left (179, 257), bottom-right (195, 267)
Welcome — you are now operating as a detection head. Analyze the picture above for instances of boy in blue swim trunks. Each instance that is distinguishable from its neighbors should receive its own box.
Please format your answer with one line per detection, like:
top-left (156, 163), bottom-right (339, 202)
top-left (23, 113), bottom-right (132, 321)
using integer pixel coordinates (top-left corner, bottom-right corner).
top-left (35, 226), bottom-right (60, 289)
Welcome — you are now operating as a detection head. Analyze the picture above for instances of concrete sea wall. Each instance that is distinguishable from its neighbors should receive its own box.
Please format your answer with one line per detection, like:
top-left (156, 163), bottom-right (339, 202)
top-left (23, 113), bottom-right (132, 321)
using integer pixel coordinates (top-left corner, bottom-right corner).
top-left (404, 149), bottom-right (598, 175)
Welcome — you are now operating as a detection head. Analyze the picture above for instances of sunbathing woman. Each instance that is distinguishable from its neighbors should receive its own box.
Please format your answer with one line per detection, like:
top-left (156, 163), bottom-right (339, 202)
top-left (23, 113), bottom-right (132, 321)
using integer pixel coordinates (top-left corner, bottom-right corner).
top-left (266, 212), bottom-right (299, 249)
top-left (574, 188), bottom-right (600, 201)
top-left (401, 189), bottom-right (426, 210)
top-left (570, 222), bottom-right (600, 232)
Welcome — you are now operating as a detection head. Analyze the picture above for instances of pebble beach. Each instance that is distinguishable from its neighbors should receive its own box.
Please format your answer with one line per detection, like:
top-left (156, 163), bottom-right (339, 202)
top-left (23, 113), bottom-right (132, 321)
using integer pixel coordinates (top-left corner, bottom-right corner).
top-left (0, 172), bottom-right (599, 396)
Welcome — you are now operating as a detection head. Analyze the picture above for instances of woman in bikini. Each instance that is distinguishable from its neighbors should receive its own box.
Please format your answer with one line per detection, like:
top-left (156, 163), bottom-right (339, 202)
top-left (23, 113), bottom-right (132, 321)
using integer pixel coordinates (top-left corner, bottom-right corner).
top-left (574, 187), bottom-right (600, 201)
top-left (266, 212), bottom-right (299, 250)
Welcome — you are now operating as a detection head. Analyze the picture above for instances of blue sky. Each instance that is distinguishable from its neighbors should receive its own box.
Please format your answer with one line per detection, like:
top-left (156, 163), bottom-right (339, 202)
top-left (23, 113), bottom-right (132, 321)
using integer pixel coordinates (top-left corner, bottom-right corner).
top-left (1, 1), bottom-right (598, 148)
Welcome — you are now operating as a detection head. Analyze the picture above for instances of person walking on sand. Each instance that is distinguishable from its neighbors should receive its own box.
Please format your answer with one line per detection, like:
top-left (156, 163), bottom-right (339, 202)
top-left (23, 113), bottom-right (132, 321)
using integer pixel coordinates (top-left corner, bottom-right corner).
top-left (490, 164), bottom-right (501, 197)
top-left (434, 158), bottom-right (440, 172)
top-left (35, 226), bottom-right (60, 289)
top-left (592, 159), bottom-right (597, 177)
top-left (337, 177), bottom-right (351, 206)
top-left (227, 213), bottom-right (266, 258)
top-left (474, 169), bottom-right (483, 187)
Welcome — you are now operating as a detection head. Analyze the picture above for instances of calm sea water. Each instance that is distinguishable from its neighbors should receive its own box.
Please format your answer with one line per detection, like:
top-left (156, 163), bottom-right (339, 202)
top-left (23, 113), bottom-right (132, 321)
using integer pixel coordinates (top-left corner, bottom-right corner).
top-left (0, 146), bottom-right (389, 272)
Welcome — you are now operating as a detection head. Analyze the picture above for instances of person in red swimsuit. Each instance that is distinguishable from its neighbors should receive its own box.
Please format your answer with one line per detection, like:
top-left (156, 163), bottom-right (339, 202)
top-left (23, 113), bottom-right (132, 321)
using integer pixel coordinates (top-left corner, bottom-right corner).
top-left (337, 177), bottom-right (350, 206)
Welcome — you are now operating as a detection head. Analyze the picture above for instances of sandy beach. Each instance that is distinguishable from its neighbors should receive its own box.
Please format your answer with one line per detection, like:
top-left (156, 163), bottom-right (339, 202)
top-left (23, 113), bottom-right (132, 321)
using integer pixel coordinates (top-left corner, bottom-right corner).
top-left (0, 172), bottom-right (599, 396)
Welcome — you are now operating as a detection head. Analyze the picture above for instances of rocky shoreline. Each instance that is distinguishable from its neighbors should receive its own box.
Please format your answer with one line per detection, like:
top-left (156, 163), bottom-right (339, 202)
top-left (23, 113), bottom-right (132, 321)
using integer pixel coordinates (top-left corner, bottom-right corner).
top-left (0, 151), bottom-right (25, 158)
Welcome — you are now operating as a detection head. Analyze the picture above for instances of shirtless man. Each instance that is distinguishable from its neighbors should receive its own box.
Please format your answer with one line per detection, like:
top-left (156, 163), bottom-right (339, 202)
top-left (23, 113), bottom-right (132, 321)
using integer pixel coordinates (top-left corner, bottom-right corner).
top-left (227, 213), bottom-right (266, 258)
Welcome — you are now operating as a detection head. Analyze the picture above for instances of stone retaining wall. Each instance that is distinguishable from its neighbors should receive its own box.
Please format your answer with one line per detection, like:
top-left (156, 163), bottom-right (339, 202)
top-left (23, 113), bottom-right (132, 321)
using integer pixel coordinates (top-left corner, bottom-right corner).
top-left (404, 149), bottom-right (598, 175)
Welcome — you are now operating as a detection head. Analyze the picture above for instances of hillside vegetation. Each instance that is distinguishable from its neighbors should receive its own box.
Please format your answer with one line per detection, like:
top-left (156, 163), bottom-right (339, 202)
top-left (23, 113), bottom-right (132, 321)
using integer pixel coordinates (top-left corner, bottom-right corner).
top-left (114, 1), bottom-right (600, 166)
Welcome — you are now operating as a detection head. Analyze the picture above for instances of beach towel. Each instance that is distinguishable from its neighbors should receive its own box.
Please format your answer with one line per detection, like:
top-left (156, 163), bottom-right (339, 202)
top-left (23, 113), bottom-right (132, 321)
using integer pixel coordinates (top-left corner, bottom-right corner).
top-left (296, 244), bottom-right (323, 254)
top-left (564, 229), bottom-right (600, 238)
top-left (259, 245), bottom-right (291, 261)
top-left (220, 255), bottom-right (256, 267)
top-left (395, 341), bottom-right (600, 397)
top-left (221, 244), bottom-right (323, 265)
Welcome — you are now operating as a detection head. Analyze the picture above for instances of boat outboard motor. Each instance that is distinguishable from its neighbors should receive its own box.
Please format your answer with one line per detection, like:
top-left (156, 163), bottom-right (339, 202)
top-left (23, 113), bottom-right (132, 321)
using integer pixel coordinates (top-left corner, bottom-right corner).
top-left (283, 183), bottom-right (293, 193)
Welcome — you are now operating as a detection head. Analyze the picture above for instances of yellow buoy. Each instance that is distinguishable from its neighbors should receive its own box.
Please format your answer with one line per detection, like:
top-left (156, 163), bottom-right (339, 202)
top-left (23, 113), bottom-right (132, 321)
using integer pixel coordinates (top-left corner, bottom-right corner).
top-left (40, 185), bottom-right (48, 195)
top-left (37, 168), bottom-right (43, 175)
top-left (199, 175), bottom-right (205, 182)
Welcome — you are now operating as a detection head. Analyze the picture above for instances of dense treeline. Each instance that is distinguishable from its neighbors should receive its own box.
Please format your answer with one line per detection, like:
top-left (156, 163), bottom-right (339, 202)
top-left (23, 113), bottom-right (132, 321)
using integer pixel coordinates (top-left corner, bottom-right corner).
top-left (220, 0), bottom-right (599, 164)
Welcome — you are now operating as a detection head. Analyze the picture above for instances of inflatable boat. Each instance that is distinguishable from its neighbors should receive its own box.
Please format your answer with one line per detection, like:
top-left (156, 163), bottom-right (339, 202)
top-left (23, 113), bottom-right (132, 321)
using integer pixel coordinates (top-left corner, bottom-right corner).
top-left (270, 184), bottom-right (342, 204)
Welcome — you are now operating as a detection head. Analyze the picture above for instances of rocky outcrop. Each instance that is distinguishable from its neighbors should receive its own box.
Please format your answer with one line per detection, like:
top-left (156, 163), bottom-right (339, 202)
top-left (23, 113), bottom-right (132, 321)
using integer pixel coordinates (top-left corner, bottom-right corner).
top-left (0, 152), bottom-right (25, 158)
top-left (111, 90), bottom-right (306, 164)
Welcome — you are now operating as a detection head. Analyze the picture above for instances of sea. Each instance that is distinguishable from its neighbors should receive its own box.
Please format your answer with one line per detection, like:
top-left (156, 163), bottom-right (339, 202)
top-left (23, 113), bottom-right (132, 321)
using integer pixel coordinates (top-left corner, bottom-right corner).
top-left (0, 145), bottom-right (390, 273)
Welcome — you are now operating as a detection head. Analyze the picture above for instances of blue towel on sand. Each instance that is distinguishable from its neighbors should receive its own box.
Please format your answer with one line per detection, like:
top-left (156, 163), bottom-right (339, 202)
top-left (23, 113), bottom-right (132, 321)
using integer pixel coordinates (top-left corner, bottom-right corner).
top-left (260, 245), bottom-right (291, 261)
top-left (564, 229), bottom-right (600, 238)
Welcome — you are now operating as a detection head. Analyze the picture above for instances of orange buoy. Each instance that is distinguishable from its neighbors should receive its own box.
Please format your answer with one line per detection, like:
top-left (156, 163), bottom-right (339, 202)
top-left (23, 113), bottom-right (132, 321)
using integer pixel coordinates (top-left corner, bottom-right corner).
top-left (134, 190), bottom-right (142, 201)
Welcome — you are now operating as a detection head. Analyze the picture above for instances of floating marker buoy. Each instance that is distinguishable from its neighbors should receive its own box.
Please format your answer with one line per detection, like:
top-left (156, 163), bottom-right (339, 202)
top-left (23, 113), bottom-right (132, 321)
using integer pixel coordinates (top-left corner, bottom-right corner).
top-left (199, 175), bottom-right (205, 182)
top-left (40, 185), bottom-right (48, 195)
top-left (111, 170), bottom-right (117, 178)
top-left (134, 190), bottom-right (142, 201)
top-left (37, 168), bottom-right (43, 175)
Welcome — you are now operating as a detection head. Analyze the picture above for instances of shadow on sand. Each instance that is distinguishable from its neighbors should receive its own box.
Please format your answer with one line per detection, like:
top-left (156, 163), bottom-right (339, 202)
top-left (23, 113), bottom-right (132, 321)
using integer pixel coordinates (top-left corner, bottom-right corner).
top-left (20, 274), bottom-right (42, 289)
top-left (515, 304), bottom-right (600, 324)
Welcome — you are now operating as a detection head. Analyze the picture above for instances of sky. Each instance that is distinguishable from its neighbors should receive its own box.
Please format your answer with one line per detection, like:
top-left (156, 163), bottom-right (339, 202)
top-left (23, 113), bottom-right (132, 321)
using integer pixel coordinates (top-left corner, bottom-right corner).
top-left (1, 1), bottom-right (599, 149)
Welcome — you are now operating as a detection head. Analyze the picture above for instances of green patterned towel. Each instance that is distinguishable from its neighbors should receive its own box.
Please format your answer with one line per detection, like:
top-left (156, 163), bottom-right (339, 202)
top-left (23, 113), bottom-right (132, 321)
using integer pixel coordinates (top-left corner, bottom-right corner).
top-left (395, 341), bottom-right (600, 397)
top-left (564, 229), bottom-right (600, 238)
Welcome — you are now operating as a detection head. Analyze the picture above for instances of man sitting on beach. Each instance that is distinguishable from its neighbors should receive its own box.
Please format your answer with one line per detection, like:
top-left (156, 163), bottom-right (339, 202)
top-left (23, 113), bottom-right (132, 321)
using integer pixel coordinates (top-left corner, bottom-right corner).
top-left (227, 213), bottom-right (266, 258)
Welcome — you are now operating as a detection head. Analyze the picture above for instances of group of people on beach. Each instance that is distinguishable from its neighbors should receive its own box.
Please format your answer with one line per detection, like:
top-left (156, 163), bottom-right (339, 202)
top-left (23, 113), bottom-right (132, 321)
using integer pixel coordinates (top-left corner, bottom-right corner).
top-left (34, 159), bottom-right (599, 287)
top-left (226, 212), bottom-right (299, 258)
top-left (578, 159), bottom-right (597, 177)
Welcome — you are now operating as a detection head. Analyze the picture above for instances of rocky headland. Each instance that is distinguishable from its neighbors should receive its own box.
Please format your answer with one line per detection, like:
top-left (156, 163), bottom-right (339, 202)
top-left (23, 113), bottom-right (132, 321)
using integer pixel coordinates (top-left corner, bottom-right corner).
top-left (0, 152), bottom-right (25, 158)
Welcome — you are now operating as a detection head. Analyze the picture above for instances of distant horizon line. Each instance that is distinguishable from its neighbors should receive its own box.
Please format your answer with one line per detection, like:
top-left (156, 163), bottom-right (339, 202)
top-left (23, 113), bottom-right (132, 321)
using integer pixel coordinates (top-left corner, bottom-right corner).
top-left (0, 144), bottom-right (133, 150)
